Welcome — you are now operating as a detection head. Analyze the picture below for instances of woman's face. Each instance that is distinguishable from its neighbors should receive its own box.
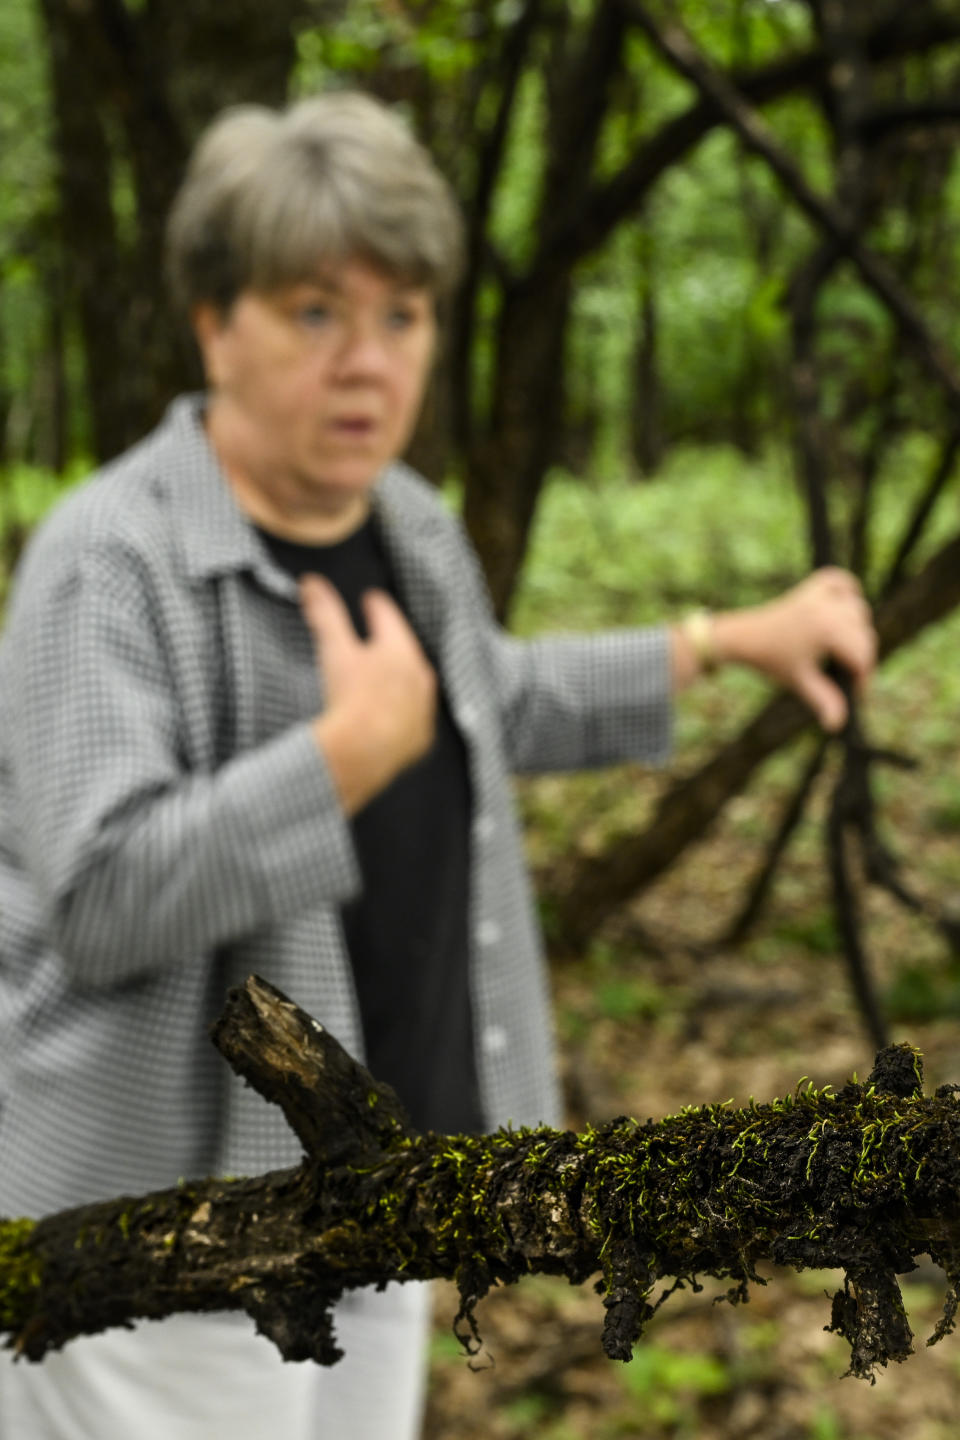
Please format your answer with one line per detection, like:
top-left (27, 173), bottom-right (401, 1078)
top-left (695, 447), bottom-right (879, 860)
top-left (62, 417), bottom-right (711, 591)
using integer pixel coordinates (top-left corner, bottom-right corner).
top-left (195, 259), bottom-right (437, 539)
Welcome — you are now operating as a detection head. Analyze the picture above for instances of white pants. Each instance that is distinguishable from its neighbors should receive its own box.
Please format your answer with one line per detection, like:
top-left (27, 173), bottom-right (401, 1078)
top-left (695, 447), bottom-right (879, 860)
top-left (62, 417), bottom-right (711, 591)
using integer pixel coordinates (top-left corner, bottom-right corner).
top-left (0, 1282), bottom-right (431, 1440)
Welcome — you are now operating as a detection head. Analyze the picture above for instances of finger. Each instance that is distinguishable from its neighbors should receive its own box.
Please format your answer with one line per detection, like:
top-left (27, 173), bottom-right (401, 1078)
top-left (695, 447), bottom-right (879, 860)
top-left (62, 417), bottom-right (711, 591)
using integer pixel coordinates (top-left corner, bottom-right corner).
top-left (362, 589), bottom-right (424, 653)
top-left (299, 574), bottom-right (359, 653)
top-left (824, 614), bottom-right (877, 684)
top-left (792, 663), bottom-right (849, 733)
top-left (811, 565), bottom-right (863, 597)
top-left (855, 630), bottom-right (877, 693)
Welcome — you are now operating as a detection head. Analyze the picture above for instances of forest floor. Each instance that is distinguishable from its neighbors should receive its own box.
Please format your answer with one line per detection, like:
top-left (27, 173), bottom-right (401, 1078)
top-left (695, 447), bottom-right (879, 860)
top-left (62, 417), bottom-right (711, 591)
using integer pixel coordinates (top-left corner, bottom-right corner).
top-left (423, 462), bottom-right (960, 1439)
top-left (424, 752), bottom-right (960, 1439)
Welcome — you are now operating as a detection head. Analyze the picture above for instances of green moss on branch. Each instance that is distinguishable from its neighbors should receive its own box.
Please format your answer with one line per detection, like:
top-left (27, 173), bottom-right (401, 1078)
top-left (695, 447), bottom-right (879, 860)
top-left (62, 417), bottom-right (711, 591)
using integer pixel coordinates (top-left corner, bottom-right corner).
top-left (327, 1043), bottom-right (960, 1379)
top-left (0, 1220), bottom-right (41, 1332)
top-left (2, 980), bottom-right (959, 1384)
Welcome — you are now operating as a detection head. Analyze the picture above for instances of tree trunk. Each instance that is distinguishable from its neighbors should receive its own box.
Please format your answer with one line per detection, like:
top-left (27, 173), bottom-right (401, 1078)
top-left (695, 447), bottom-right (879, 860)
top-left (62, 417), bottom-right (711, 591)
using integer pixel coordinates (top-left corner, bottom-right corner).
top-left (2, 977), bottom-right (960, 1385)
top-left (35, 258), bottom-right (69, 474)
top-left (463, 273), bottom-right (572, 619)
top-left (39, 0), bottom-right (140, 461)
top-left (35, 0), bottom-right (315, 462)
top-left (461, 0), bottom-right (627, 617)
top-left (631, 223), bottom-right (663, 476)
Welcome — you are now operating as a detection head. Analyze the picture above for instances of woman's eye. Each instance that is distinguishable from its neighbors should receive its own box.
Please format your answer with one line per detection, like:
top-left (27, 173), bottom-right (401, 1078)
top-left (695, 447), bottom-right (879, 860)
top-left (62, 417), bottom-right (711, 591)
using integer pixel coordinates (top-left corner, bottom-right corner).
top-left (299, 304), bottom-right (332, 327)
top-left (386, 306), bottom-right (416, 331)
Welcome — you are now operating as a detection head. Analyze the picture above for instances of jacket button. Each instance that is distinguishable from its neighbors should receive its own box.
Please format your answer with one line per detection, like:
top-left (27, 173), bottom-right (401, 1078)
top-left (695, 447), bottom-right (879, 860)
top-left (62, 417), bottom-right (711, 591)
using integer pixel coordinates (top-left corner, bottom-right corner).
top-left (457, 703), bottom-right (478, 733)
top-left (482, 1025), bottom-right (508, 1055)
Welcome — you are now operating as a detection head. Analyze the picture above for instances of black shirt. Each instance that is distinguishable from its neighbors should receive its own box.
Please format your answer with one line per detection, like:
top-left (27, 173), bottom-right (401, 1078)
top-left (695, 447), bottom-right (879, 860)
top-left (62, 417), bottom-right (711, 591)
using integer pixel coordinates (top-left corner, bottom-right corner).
top-left (256, 518), bottom-right (483, 1135)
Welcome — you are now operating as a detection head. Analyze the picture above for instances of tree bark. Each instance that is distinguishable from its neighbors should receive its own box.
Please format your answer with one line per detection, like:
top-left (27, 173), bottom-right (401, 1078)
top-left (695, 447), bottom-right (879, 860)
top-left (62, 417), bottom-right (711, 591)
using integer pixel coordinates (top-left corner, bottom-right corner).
top-left (630, 217), bottom-right (663, 476)
top-left (462, 0), bottom-right (628, 618)
top-left (39, 0), bottom-right (140, 461)
top-left (2, 977), bottom-right (960, 1384)
top-left (463, 272), bottom-right (573, 618)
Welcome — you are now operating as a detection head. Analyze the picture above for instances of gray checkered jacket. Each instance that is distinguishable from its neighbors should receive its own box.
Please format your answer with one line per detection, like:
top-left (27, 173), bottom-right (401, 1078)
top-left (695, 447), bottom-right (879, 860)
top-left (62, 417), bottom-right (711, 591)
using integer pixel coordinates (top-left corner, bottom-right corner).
top-left (0, 397), bottom-right (671, 1219)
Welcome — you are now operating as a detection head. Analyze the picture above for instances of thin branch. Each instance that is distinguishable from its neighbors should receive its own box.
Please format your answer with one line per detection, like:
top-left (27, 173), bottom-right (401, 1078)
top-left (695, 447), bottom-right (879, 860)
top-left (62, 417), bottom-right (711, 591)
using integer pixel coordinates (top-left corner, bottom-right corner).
top-left (451, 0), bottom-right (544, 451)
top-left (860, 818), bottom-right (960, 957)
top-left (716, 739), bottom-right (828, 949)
top-left (621, 0), bottom-right (960, 417)
top-left (879, 430), bottom-right (960, 601)
top-left (467, 0), bottom-right (544, 243)
top-left (848, 362), bottom-right (902, 579)
top-left (826, 724), bottom-right (889, 1051)
top-left (816, 5), bottom-right (916, 581)
top-left (537, 0), bottom-right (630, 258)
top-left (550, 5), bottom-right (960, 273)
top-left (862, 99), bottom-right (960, 141)
top-left (787, 239), bottom-right (844, 567)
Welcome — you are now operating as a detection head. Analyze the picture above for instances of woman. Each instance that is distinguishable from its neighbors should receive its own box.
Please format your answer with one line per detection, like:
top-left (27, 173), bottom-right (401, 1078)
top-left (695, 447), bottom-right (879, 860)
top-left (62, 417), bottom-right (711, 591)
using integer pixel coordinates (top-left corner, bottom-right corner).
top-left (0, 91), bottom-right (874, 1439)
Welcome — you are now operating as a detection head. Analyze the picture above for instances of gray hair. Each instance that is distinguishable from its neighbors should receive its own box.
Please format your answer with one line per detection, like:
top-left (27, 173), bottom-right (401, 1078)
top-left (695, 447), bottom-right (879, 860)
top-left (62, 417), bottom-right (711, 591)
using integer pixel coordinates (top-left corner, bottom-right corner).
top-left (166, 91), bottom-right (464, 312)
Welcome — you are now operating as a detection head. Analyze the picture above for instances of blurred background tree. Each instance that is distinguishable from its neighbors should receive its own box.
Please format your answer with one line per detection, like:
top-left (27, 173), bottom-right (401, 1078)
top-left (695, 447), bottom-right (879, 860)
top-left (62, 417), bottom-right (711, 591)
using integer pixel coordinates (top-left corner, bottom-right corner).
top-left (4, 0), bottom-right (959, 591)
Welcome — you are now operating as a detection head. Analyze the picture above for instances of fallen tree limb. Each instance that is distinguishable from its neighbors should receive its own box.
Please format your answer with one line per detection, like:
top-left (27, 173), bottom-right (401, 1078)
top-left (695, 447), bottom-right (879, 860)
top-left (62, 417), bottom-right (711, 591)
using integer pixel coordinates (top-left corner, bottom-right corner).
top-left (2, 977), bottom-right (960, 1382)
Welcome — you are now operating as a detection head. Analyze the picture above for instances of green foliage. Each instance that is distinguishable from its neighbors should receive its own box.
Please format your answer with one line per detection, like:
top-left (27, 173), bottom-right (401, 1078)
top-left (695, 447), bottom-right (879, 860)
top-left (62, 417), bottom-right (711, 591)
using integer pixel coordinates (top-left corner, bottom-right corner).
top-left (485, 68), bottom-right (546, 272)
top-left (0, 0), bottom-right (53, 244)
top-left (585, 939), bottom-right (671, 1024)
top-left (0, 0), bottom-right (56, 444)
top-left (629, 1344), bottom-right (729, 1399)
top-left (512, 443), bottom-right (809, 638)
top-left (876, 601), bottom-right (960, 758)
top-left (294, 1), bottom-right (486, 102)
top-left (862, 432), bottom-right (960, 586)
top-left (502, 1393), bottom-right (555, 1429)
top-left (927, 777), bottom-right (960, 835)
top-left (808, 1406), bottom-right (844, 1440)
top-left (595, 975), bottom-right (669, 1024)
top-left (296, 2), bottom-right (415, 83)
top-left (0, 1218), bottom-right (41, 1329)
top-left (619, 1343), bottom-right (730, 1423)
top-left (429, 1326), bottom-right (465, 1363)
top-left (885, 962), bottom-right (960, 1025)
top-left (0, 458), bottom-right (83, 529)
top-left (682, 0), bottom-right (813, 66)
top-left (772, 910), bottom-right (841, 957)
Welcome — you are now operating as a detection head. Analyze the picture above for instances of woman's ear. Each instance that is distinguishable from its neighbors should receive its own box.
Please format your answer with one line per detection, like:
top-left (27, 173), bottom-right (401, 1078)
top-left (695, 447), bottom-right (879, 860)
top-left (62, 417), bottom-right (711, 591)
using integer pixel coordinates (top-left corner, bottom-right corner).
top-left (191, 301), bottom-right (228, 387)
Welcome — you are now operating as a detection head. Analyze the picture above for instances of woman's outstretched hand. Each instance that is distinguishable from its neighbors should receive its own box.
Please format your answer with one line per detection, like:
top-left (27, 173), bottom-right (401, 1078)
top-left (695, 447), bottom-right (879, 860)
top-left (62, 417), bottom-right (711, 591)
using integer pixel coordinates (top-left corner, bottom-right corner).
top-left (674, 568), bottom-right (877, 733)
